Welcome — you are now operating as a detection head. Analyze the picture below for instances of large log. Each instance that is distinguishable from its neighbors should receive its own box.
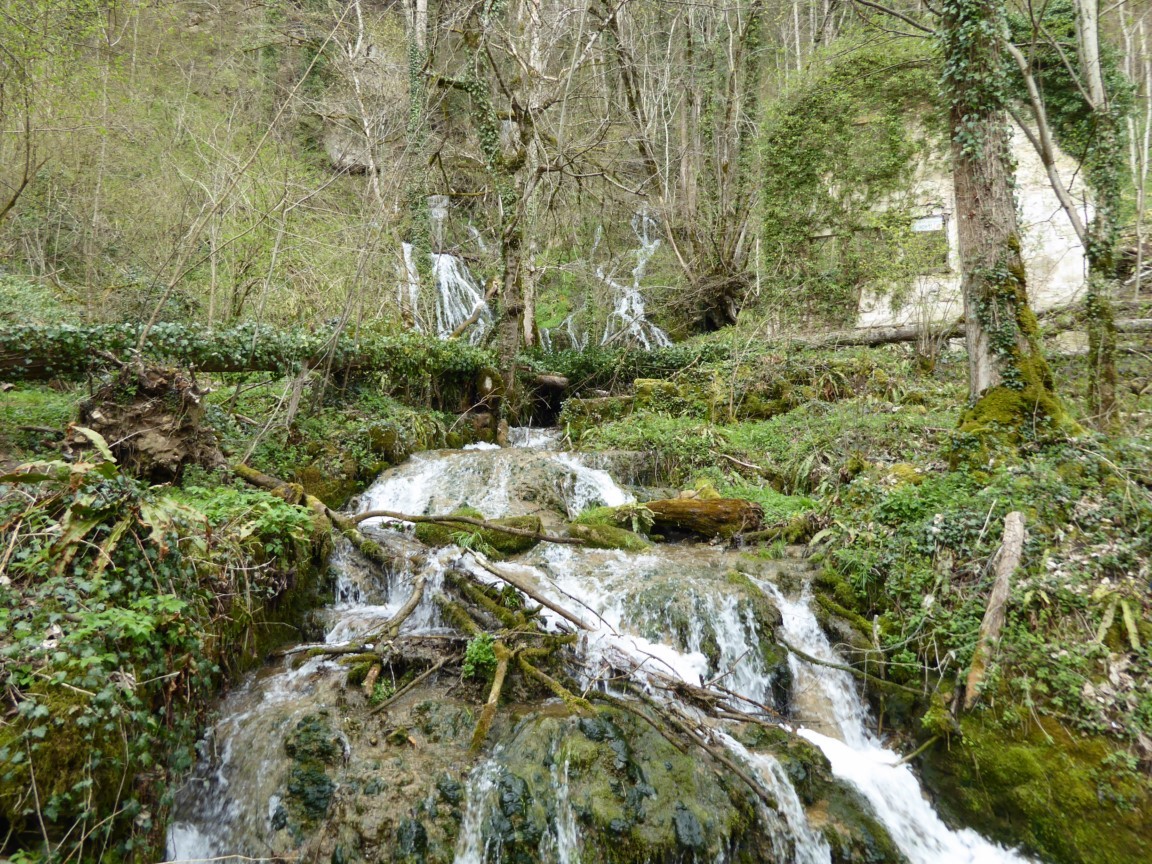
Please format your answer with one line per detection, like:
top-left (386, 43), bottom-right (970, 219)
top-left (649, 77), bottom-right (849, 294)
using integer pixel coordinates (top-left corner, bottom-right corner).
top-left (646, 498), bottom-right (763, 538)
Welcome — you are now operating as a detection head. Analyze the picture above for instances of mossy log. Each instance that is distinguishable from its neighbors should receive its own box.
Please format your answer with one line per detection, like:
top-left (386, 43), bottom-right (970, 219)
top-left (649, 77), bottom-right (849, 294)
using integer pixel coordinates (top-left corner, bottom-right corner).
top-left (235, 462), bottom-right (437, 577)
top-left (352, 507), bottom-right (586, 546)
top-left (645, 497), bottom-right (764, 538)
top-left (414, 509), bottom-right (546, 555)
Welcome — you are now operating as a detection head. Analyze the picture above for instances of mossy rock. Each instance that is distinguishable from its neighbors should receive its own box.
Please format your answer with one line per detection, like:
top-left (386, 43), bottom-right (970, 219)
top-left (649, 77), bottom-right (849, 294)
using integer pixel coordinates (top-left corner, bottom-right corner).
top-left (495, 710), bottom-right (772, 863)
top-left (295, 463), bottom-right (362, 509)
top-left (886, 463), bottom-right (924, 486)
top-left (568, 522), bottom-right (652, 551)
top-left (920, 714), bottom-right (1152, 864)
top-left (0, 683), bottom-right (125, 835)
top-left (414, 507), bottom-right (542, 556)
top-left (283, 714), bottom-right (340, 827)
top-left (633, 378), bottom-right (679, 404)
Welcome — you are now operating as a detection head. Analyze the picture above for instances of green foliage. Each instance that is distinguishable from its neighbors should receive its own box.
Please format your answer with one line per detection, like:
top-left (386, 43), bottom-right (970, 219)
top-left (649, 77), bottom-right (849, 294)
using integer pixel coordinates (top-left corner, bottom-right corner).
top-left (0, 448), bottom-right (327, 858)
top-left (204, 379), bottom-right (467, 508)
top-left (0, 384), bottom-right (78, 458)
top-left (0, 275), bottom-right (81, 325)
top-left (175, 483), bottom-right (315, 559)
top-left (462, 633), bottom-right (497, 680)
top-left (369, 680), bottom-right (396, 705)
top-left (537, 340), bottom-right (732, 393)
top-left (0, 456), bottom-right (215, 856)
top-left (1, 321), bottom-right (493, 386)
top-left (758, 37), bottom-right (942, 324)
top-left (826, 436), bottom-right (1152, 740)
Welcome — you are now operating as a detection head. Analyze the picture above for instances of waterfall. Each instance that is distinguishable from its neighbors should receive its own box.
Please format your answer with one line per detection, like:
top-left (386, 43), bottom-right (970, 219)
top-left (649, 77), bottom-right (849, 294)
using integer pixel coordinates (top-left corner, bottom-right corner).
top-left (395, 196), bottom-right (492, 343)
top-left (399, 241), bottom-right (422, 327)
top-left (598, 211), bottom-right (672, 349)
top-left (761, 583), bottom-right (1038, 864)
top-left (551, 759), bottom-right (581, 864)
top-left (429, 194), bottom-right (450, 250)
top-left (165, 444), bottom-right (1045, 864)
top-left (720, 734), bottom-right (831, 864)
top-left (452, 759), bottom-right (502, 864)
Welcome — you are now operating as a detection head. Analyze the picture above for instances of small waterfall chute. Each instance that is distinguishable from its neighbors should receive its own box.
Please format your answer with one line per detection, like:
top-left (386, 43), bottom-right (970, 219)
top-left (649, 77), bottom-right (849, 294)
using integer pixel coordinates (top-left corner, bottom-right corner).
top-left (598, 211), bottom-right (672, 350)
top-left (763, 581), bottom-right (1039, 864)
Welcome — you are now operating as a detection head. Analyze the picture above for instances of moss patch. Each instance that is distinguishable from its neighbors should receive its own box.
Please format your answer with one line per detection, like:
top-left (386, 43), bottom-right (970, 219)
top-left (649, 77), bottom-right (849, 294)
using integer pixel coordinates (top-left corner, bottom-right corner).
top-left (568, 523), bottom-right (652, 551)
top-left (414, 506), bottom-right (543, 557)
top-left (920, 714), bottom-right (1152, 864)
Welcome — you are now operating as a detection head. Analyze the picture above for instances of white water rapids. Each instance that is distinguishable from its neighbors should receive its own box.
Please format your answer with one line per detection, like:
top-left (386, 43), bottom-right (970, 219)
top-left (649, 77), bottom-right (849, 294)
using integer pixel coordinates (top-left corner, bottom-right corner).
top-left (165, 439), bottom-right (1039, 864)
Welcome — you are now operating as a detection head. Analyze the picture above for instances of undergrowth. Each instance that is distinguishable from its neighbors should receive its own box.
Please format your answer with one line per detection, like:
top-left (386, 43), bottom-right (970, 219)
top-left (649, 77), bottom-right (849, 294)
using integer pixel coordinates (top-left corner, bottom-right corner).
top-left (0, 437), bottom-right (325, 860)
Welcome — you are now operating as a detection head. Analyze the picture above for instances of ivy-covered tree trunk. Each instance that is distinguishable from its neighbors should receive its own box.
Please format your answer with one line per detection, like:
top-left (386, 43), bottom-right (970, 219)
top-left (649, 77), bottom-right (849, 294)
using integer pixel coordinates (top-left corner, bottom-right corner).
top-left (401, 0), bottom-right (431, 328)
top-left (941, 0), bottom-right (1065, 432)
top-left (461, 5), bottom-right (529, 412)
top-left (1083, 116), bottom-right (1120, 426)
top-left (1077, 0), bottom-right (1120, 425)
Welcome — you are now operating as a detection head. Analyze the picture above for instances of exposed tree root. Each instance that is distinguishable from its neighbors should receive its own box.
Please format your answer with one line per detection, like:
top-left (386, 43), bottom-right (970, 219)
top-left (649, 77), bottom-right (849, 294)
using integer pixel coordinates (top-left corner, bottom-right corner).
top-left (469, 555), bottom-right (589, 630)
top-left (516, 652), bottom-right (592, 712)
top-left (274, 576), bottom-right (426, 659)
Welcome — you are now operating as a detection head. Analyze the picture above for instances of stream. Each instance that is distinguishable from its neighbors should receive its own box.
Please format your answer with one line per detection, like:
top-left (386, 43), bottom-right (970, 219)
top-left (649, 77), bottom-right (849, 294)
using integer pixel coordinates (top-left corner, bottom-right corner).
top-left (165, 438), bottom-right (1038, 864)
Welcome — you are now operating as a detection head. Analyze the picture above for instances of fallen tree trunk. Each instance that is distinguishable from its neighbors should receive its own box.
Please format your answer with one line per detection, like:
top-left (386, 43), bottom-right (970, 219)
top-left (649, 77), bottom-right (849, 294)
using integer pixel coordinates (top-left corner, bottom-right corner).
top-left (0, 322), bottom-right (490, 386)
top-left (646, 498), bottom-right (763, 538)
top-left (963, 512), bottom-right (1026, 711)
top-left (1117, 318), bottom-right (1152, 333)
top-left (794, 322), bottom-right (963, 348)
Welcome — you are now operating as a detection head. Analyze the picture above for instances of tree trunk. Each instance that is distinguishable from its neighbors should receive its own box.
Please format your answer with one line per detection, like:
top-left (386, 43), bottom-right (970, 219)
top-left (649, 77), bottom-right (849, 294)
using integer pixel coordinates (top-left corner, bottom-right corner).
top-left (1077, 0), bottom-right (1120, 426)
top-left (646, 497), bottom-right (764, 539)
top-left (941, 0), bottom-right (1064, 432)
top-left (964, 511), bottom-right (1026, 710)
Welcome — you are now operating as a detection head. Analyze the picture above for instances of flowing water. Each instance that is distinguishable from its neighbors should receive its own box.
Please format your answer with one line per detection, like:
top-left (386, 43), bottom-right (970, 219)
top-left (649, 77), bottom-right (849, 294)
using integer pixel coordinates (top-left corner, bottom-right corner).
top-left (598, 211), bottom-right (672, 350)
top-left (166, 438), bottom-right (1039, 864)
top-left (395, 194), bottom-right (493, 343)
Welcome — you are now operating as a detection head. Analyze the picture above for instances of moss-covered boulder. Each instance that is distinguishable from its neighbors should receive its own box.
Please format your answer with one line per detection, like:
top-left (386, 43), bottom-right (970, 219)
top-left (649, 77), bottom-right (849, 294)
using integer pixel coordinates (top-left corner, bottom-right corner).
top-left (414, 506), bottom-right (543, 556)
top-left (920, 714), bottom-right (1152, 864)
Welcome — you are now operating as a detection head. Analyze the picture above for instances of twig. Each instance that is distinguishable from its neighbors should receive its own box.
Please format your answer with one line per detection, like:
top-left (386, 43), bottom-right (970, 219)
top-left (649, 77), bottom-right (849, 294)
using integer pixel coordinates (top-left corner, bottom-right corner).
top-left (778, 636), bottom-right (922, 695)
top-left (369, 658), bottom-right (450, 716)
top-left (895, 734), bottom-right (940, 766)
top-left (469, 555), bottom-right (591, 630)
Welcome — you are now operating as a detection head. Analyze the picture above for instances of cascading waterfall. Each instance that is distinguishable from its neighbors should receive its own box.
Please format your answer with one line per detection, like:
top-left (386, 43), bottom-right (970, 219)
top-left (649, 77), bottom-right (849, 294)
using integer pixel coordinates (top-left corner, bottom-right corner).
top-left (453, 759), bottom-right (503, 864)
top-left (395, 195), bottom-right (492, 342)
top-left (431, 252), bottom-right (492, 341)
top-left (761, 583), bottom-right (1038, 864)
top-left (598, 211), bottom-right (672, 350)
top-left (166, 435), bottom-right (1043, 864)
